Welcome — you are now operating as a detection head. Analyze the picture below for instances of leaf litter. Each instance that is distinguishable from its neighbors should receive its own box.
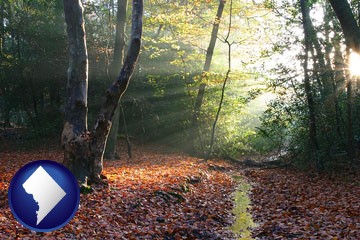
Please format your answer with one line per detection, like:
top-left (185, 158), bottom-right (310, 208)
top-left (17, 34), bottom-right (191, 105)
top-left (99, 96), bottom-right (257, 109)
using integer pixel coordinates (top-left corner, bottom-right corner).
top-left (1, 144), bottom-right (359, 239)
top-left (245, 168), bottom-right (360, 239)
top-left (0, 145), bottom-right (237, 239)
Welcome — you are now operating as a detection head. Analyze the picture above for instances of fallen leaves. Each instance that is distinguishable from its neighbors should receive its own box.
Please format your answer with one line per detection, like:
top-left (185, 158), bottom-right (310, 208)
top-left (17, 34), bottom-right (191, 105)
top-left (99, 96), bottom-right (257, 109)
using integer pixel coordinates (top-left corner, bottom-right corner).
top-left (0, 145), bottom-right (236, 239)
top-left (245, 168), bottom-right (360, 239)
top-left (2, 142), bottom-right (358, 239)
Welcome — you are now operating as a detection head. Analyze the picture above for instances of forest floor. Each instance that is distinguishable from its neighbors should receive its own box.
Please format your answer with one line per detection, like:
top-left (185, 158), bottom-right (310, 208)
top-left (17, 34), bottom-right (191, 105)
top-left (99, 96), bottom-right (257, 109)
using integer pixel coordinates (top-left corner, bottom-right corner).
top-left (0, 139), bottom-right (359, 239)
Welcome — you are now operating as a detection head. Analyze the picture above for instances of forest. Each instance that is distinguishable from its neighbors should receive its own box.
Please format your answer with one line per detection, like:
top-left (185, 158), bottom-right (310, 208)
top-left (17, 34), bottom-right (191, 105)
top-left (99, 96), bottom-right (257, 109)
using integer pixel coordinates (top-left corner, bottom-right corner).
top-left (0, 0), bottom-right (359, 239)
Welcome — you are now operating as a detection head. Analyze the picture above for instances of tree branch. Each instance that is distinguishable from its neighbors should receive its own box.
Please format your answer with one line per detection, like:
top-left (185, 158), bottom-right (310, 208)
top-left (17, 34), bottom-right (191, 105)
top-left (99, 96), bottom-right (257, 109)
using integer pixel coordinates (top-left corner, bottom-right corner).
top-left (90, 0), bottom-right (143, 175)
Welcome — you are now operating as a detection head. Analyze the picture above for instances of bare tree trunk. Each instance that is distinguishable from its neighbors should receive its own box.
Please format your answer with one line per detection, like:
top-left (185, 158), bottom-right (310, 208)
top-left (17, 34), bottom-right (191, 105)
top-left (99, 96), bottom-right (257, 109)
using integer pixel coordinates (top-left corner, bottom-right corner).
top-left (328, 0), bottom-right (360, 52)
top-left (155, 24), bottom-right (163, 39)
top-left (332, 36), bottom-right (346, 141)
top-left (104, 0), bottom-right (128, 159)
top-left (121, 104), bottom-right (132, 158)
top-left (328, 0), bottom-right (360, 158)
top-left (203, 0), bottom-right (225, 72)
top-left (209, 0), bottom-right (232, 158)
top-left (346, 76), bottom-right (354, 157)
top-left (62, 0), bottom-right (143, 183)
top-left (305, 6), bottom-right (331, 97)
top-left (62, 0), bottom-right (89, 182)
top-left (301, 0), bottom-right (322, 171)
top-left (323, 3), bottom-right (344, 147)
top-left (345, 48), bottom-right (355, 157)
top-left (192, 0), bottom-right (225, 155)
top-left (104, 107), bottom-right (120, 159)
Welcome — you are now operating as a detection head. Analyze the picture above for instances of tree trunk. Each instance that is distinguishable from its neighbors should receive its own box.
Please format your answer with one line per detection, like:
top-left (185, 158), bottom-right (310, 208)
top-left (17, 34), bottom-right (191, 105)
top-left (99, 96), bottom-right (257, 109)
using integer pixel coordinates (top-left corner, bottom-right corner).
top-left (104, 107), bottom-right (120, 159)
top-left (121, 104), bottom-right (132, 158)
top-left (62, 0), bottom-right (143, 183)
top-left (301, 0), bottom-right (322, 171)
top-left (192, 0), bottom-right (225, 154)
top-left (333, 36), bottom-right (346, 141)
top-left (61, 0), bottom-right (90, 182)
top-left (104, 0), bottom-right (128, 159)
top-left (346, 75), bottom-right (354, 157)
top-left (155, 24), bottom-right (163, 39)
top-left (209, 0), bottom-right (233, 158)
top-left (345, 48), bottom-right (355, 157)
top-left (203, 0), bottom-right (225, 73)
top-left (0, 0), bottom-right (4, 56)
top-left (328, 0), bottom-right (360, 52)
top-left (328, 0), bottom-right (360, 157)
top-left (306, 8), bottom-right (332, 97)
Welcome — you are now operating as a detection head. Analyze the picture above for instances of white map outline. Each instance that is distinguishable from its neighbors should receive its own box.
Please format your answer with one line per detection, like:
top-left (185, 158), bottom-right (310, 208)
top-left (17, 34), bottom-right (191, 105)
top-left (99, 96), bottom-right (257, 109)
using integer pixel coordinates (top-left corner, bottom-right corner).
top-left (22, 166), bottom-right (66, 225)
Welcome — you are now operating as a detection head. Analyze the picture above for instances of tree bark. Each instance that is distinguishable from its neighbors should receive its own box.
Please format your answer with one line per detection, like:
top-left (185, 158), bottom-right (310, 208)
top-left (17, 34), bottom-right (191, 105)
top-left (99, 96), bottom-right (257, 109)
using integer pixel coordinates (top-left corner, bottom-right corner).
top-left (62, 0), bottom-right (89, 182)
top-left (301, 0), bottom-right (322, 171)
top-left (203, 0), bottom-right (225, 72)
top-left (62, 0), bottom-right (143, 183)
top-left (192, 0), bottom-right (225, 154)
top-left (328, 0), bottom-right (360, 52)
top-left (104, 0), bottom-right (128, 159)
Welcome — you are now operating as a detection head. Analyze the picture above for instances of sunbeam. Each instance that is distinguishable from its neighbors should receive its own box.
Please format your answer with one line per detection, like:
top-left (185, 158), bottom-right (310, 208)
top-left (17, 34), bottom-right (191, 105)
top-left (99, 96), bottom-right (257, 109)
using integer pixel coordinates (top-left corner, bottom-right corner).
top-left (349, 51), bottom-right (360, 77)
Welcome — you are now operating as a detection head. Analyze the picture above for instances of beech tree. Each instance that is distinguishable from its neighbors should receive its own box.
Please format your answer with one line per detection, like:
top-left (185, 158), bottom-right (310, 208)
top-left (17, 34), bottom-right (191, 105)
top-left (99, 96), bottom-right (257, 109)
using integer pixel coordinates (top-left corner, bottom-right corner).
top-left (61, 0), bottom-right (143, 183)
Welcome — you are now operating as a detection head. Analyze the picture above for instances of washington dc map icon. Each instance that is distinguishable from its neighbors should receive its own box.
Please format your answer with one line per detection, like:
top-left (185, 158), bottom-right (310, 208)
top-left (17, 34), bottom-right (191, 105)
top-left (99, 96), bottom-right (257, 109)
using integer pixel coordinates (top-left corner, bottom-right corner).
top-left (8, 160), bottom-right (80, 232)
top-left (22, 166), bottom-right (67, 225)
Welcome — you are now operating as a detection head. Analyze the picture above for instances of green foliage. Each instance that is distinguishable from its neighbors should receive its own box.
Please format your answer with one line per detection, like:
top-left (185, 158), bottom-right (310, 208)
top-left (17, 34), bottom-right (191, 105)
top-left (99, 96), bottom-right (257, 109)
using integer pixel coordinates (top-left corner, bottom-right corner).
top-left (0, 0), bottom-right (66, 138)
top-left (258, 0), bottom-right (360, 171)
top-left (194, 72), bottom-right (269, 157)
top-left (1, 0), bottom-right (278, 158)
top-left (80, 0), bottom-right (279, 157)
top-left (80, 183), bottom-right (93, 195)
